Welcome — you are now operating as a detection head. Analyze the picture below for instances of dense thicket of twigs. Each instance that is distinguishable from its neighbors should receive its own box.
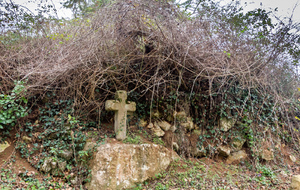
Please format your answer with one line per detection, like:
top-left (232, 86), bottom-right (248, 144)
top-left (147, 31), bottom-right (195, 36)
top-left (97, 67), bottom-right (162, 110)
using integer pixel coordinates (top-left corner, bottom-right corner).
top-left (0, 0), bottom-right (299, 145)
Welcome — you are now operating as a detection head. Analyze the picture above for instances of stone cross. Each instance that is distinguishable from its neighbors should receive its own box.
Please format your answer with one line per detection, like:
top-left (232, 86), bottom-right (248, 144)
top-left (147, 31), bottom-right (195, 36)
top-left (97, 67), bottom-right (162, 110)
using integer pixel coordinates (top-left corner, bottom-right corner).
top-left (105, 91), bottom-right (136, 140)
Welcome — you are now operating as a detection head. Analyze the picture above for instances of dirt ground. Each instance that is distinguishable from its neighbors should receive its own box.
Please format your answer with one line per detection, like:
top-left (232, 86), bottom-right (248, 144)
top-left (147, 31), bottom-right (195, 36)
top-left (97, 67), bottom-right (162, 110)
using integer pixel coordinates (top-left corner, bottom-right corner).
top-left (0, 127), bottom-right (299, 190)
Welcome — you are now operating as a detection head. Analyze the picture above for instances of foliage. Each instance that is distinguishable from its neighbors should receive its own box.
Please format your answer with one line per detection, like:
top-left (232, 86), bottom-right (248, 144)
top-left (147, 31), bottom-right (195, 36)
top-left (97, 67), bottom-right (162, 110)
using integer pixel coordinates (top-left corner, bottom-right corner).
top-left (256, 164), bottom-right (276, 178)
top-left (153, 136), bottom-right (165, 146)
top-left (62, 0), bottom-right (112, 17)
top-left (0, 81), bottom-right (28, 138)
top-left (14, 96), bottom-right (95, 187)
top-left (0, 166), bottom-right (72, 189)
top-left (181, 0), bottom-right (300, 64)
top-left (0, 0), bottom-right (60, 45)
top-left (123, 134), bottom-right (142, 144)
top-left (296, 88), bottom-right (300, 121)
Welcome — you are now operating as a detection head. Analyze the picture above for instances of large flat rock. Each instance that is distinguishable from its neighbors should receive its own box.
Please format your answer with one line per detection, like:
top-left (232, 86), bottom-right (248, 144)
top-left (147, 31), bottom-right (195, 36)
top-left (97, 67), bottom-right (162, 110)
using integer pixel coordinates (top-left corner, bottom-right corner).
top-left (86, 143), bottom-right (179, 190)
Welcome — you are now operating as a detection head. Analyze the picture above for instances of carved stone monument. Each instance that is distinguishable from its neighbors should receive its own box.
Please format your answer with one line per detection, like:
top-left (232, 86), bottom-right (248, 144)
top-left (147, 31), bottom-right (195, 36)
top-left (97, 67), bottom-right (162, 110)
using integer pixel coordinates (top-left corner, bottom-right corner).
top-left (105, 91), bottom-right (136, 140)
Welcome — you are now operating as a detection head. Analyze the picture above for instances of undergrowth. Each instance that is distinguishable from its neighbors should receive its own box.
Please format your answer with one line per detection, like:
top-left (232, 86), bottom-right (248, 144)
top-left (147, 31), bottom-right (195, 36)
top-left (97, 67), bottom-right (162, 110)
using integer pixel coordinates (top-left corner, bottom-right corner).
top-left (11, 93), bottom-right (105, 188)
top-left (0, 81), bottom-right (28, 141)
top-left (130, 159), bottom-right (289, 190)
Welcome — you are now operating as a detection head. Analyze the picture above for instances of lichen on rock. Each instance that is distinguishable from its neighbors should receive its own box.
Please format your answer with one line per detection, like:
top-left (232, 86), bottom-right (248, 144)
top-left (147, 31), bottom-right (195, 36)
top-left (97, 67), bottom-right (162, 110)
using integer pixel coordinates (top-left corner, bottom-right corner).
top-left (86, 143), bottom-right (179, 190)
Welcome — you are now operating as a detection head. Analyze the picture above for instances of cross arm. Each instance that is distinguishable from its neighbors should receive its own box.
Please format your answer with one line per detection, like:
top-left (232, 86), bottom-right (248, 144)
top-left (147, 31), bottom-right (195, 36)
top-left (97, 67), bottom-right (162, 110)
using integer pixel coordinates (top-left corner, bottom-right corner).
top-left (125, 102), bottom-right (136, 112)
top-left (105, 100), bottom-right (121, 111)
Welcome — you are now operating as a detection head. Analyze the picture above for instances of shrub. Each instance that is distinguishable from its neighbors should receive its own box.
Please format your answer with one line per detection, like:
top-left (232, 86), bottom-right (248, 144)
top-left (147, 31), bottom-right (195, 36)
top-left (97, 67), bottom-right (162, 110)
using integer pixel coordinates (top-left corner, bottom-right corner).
top-left (0, 81), bottom-right (28, 138)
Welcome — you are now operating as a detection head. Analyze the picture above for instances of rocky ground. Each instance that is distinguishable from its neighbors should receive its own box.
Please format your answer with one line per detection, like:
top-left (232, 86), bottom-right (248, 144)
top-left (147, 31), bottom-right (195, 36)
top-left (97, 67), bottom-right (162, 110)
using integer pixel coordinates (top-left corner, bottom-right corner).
top-left (0, 107), bottom-right (299, 190)
top-left (0, 130), bottom-right (299, 190)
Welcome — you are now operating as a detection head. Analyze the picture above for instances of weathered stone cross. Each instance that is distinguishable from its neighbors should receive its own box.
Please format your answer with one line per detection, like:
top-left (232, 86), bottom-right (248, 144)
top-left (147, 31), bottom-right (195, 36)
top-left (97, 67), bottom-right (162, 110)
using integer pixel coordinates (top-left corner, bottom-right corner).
top-left (105, 90), bottom-right (136, 140)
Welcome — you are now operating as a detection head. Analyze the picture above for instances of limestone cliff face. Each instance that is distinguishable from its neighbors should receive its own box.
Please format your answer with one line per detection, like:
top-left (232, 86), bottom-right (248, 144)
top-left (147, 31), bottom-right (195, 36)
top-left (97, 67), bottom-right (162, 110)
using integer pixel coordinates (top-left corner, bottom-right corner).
top-left (86, 143), bottom-right (179, 190)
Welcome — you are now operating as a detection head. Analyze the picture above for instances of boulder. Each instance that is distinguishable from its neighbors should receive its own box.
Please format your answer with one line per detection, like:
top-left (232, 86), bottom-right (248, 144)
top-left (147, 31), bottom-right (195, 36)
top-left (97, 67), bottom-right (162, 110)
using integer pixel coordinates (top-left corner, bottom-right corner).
top-left (86, 143), bottom-right (179, 190)
top-left (58, 149), bottom-right (73, 160)
top-left (0, 141), bottom-right (10, 153)
top-left (40, 157), bottom-right (65, 176)
top-left (219, 117), bottom-right (235, 132)
top-left (70, 176), bottom-right (78, 185)
top-left (193, 130), bottom-right (201, 136)
top-left (170, 125), bottom-right (177, 132)
top-left (22, 136), bottom-right (32, 143)
top-left (156, 121), bottom-right (171, 131)
top-left (174, 111), bottom-right (187, 122)
top-left (226, 150), bottom-right (247, 164)
top-left (217, 145), bottom-right (231, 157)
top-left (151, 110), bottom-right (161, 119)
top-left (173, 142), bottom-right (179, 152)
top-left (192, 146), bottom-right (206, 158)
top-left (147, 123), bottom-right (154, 129)
top-left (50, 160), bottom-right (57, 169)
top-left (152, 122), bottom-right (165, 137)
top-left (261, 149), bottom-right (274, 161)
top-left (193, 128), bottom-right (208, 136)
top-left (139, 119), bottom-right (148, 128)
top-left (291, 175), bottom-right (300, 190)
top-left (181, 117), bottom-right (194, 131)
top-left (230, 136), bottom-right (246, 152)
top-left (58, 160), bottom-right (67, 171)
top-left (41, 157), bottom-right (53, 173)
